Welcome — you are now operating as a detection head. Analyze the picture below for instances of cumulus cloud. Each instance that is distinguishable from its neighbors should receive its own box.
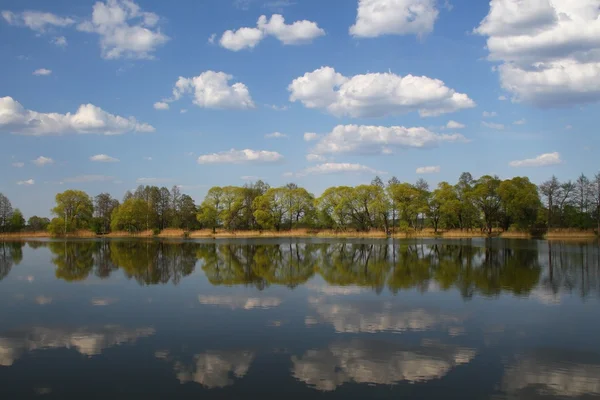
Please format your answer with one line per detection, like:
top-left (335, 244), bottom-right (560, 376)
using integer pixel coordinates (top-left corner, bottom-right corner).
top-left (416, 165), bottom-right (440, 174)
top-left (296, 163), bottom-right (385, 177)
top-left (153, 101), bottom-right (169, 110)
top-left (306, 154), bottom-right (326, 162)
top-left (165, 71), bottom-right (254, 109)
top-left (219, 14), bottom-right (324, 51)
top-left (12, 162), bottom-right (24, 168)
top-left (1, 10), bottom-right (75, 32)
top-left (17, 179), bottom-right (35, 186)
top-left (197, 149), bottom-right (283, 164)
top-left (0, 96), bottom-right (154, 135)
top-left (304, 132), bottom-right (320, 141)
top-left (509, 152), bottom-right (562, 168)
top-left (51, 36), bottom-right (67, 47)
top-left (446, 120), bottom-right (465, 129)
top-left (482, 121), bottom-right (504, 130)
top-left (264, 131), bottom-right (287, 139)
top-left (309, 124), bottom-right (467, 155)
top-left (475, 0), bottom-right (600, 107)
top-left (90, 154), bottom-right (119, 162)
top-left (33, 68), bottom-right (52, 76)
top-left (32, 156), bottom-right (54, 166)
top-left (288, 66), bottom-right (475, 118)
top-left (77, 0), bottom-right (168, 59)
top-left (350, 0), bottom-right (439, 38)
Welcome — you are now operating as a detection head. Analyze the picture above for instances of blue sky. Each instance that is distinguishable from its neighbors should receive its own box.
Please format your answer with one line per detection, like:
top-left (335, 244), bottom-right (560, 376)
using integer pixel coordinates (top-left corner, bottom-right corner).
top-left (1, 0), bottom-right (599, 218)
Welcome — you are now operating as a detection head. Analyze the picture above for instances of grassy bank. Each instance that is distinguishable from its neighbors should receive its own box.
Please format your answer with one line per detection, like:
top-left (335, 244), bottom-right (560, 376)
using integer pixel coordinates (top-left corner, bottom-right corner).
top-left (1, 228), bottom-right (597, 240)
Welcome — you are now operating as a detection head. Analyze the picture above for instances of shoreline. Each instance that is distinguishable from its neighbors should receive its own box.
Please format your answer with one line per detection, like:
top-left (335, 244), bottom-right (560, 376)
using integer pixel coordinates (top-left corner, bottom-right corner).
top-left (1, 228), bottom-right (597, 241)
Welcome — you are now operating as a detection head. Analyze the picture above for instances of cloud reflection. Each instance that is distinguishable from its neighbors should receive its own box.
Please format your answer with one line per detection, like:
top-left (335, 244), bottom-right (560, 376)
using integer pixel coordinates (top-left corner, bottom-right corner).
top-left (292, 339), bottom-right (476, 391)
top-left (198, 295), bottom-right (281, 310)
top-left (171, 351), bottom-right (255, 388)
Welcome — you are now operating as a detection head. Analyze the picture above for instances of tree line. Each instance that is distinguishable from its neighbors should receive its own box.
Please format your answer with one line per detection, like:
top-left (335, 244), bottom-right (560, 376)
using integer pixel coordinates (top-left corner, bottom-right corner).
top-left (1, 172), bottom-right (600, 235)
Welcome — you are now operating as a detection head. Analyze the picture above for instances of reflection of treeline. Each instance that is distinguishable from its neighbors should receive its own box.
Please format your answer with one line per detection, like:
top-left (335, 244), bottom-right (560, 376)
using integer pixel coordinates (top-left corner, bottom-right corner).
top-left (12, 240), bottom-right (596, 298)
top-left (0, 241), bottom-right (24, 280)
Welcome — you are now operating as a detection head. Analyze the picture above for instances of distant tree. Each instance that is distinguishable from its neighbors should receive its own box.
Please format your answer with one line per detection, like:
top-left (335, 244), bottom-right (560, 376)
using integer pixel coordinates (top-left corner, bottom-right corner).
top-left (111, 198), bottom-right (150, 233)
top-left (0, 193), bottom-right (13, 233)
top-left (539, 176), bottom-right (560, 229)
top-left (94, 193), bottom-right (119, 234)
top-left (27, 216), bottom-right (50, 231)
top-left (48, 190), bottom-right (94, 234)
top-left (497, 177), bottom-right (541, 231)
top-left (471, 175), bottom-right (502, 234)
top-left (592, 172), bottom-right (600, 233)
top-left (9, 209), bottom-right (25, 232)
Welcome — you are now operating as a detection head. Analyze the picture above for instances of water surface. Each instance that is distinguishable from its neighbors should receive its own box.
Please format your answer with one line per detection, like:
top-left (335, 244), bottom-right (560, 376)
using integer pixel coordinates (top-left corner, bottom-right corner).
top-left (0, 238), bottom-right (599, 399)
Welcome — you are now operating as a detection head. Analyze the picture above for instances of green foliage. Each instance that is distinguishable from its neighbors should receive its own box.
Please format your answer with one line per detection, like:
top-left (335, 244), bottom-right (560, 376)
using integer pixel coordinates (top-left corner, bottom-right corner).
top-left (9, 209), bottom-right (25, 232)
top-left (51, 190), bottom-right (94, 234)
top-left (27, 216), bottom-right (50, 231)
top-left (111, 198), bottom-right (150, 233)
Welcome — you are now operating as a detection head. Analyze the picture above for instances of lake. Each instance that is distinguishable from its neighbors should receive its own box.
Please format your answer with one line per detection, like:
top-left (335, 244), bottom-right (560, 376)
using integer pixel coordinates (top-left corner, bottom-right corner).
top-left (0, 238), bottom-right (599, 399)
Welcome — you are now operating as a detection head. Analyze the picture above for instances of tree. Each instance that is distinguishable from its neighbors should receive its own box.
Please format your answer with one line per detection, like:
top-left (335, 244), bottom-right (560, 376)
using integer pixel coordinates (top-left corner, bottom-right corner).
top-left (94, 193), bottom-right (119, 234)
top-left (9, 209), bottom-right (25, 232)
top-left (592, 172), bottom-right (600, 233)
top-left (197, 187), bottom-right (224, 233)
top-left (27, 216), bottom-right (50, 231)
top-left (539, 176), bottom-right (560, 229)
top-left (471, 175), bottom-right (502, 234)
top-left (0, 193), bottom-right (13, 233)
top-left (253, 187), bottom-right (290, 231)
top-left (455, 172), bottom-right (478, 231)
top-left (388, 183), bottom-right (421, 230)
top-left (497, 177), bottom-right (541, 231)
top-left (575, 173), bottom-right (592, 228)
top-left (178, 194), bottom-right (198, 230)
top-left (49, 190), bottom-right (94, 234)
top-left (111, 198), bottom-right (150, 233)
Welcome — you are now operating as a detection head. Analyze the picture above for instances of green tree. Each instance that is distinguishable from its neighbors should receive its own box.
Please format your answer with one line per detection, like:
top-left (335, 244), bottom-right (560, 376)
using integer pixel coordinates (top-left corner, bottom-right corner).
top-left (49, 190), bottom-right (94, 234)
top-left (197, 186), bottom-right (224, 233)
top-left (0, 193), bottom-right (13, 233)
top-left (9, 208), bottom-right (25, 232)
top-left (111, 198), bottom-right (150, 233)
top-left (94, 193), bottom-right (119, 234)
top-left (539, 175), bottom-right (560, 229)
top-left (27, 216), bottom-right (50, 231)
top-left (471, 175), bottom-right (502, 234)
top-left (497, 177), bottom-right (541, 231)
top-left (253, 187), bottom-right (289, 231)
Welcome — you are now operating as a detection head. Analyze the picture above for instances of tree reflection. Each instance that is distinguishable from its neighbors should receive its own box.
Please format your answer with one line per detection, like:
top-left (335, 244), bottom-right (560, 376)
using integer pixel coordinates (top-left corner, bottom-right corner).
top-left (0, 241), bottom-right (24, 281)
top-left (15, 239), bottom-right (599, 298)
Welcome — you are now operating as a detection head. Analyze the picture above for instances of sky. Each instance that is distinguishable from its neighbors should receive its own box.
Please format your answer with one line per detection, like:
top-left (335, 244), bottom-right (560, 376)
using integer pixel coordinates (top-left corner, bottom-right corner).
top-left (1, 0), bottom-right (599, 218)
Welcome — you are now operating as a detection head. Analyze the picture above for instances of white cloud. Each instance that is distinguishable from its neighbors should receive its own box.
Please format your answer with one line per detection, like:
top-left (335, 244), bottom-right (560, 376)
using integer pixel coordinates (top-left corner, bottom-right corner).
top-left (1, 10), bottom-right (75, 32)
top-left (513, 119), bottom-right (526, 125)
top-left (304, 132), bottom-right (320, 141)
top-left (289, 66), bottom-right (475, 118)
top-left (482, 111), bottom-right (497, 118)
top-left (306, 154), bottom-right (326, 162)
top-left (350, 0), bottom-right (439, 38)
top-left (208, 33), bottom-right (217, 44)
top-left (219, 14), bottom-right (324, 51)
top-left (264, 131), bottom-right (287, 139)
top-left (0, 96), bottom-right (154, 135)
top-left (136, 177), bottom-right (172, 184)
top-left (180, 109), bottom-right (188, 114)
top-left (197, 149), bottom-right (283, 164)
top-left (77, 0), bottom-right (168, 59)
top-left (446, 120), bottom-right (465, 129)
top-left (11, 162), bottom-right (24, 168)
top-left (17, 179), bottom-right (34, 186)
top-left (267, 104), bottom-right (289, 111)
top-left (475, 0), bottom-right (600, 107)
top-left (90, 154), bottom-right (119, 162)
top-left (498, 95), bottom-right (507, 101)
top-left (482, 121), bottom-right (505, 130)
top-left (166, 71), bottom-right (254, 109)
top-left (297, 163), bottom-right (385, 177)
top-left (32, 156), bottom-right (54, 166)
top-left (310, 124), bottom-right (467, 155)
top-left (63, 175), bottom-right (116, 183)
top-left (33, 68), bottom-right (52, 76)
top-left (153, 101), bottom-right (169, 110)
top-left (509, 152), bottom-right (562, 167)
top-left (416, 165), bottom-right (440, 174)
top-left (51, 36), bottom-right (67, 47)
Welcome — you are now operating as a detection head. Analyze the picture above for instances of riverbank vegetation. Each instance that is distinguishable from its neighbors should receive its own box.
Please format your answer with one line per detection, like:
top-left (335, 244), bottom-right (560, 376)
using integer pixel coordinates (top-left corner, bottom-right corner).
top-left (1, 172), bottom-right (599, 238)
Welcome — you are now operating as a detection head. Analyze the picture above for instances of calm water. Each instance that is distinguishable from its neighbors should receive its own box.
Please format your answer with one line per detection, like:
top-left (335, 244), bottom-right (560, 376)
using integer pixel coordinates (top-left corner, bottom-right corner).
top-left (0, 238), bottom-right (599, 399)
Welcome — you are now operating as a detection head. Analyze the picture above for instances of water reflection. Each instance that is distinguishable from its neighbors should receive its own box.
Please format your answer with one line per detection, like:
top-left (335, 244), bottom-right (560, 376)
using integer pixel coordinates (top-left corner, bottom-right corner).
top-left (292, 339), bottom-right (476, 391)
top-left (502, 349), bottom-right (600, 398)
top-left (0, 240), bottom-right (598, 300)
top-left (0, 325), bottom-right (155, 366)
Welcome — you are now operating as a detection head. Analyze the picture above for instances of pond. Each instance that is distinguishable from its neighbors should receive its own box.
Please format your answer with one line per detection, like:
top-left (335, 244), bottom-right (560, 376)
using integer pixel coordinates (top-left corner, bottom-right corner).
top-left (0, 238), bottom-right (599, 399)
